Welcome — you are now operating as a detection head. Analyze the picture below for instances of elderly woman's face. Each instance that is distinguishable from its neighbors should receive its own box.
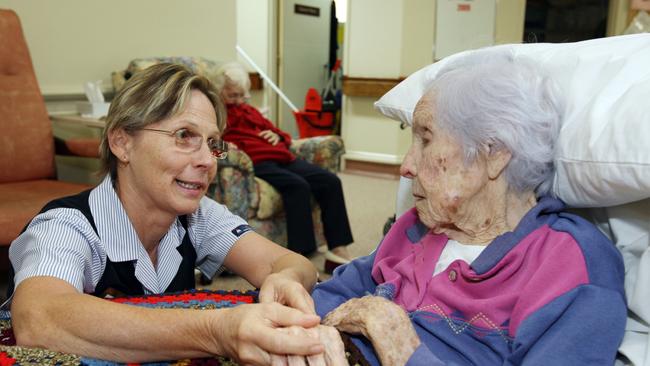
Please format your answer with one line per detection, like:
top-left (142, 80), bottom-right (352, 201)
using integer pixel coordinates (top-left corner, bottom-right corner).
top-left (220, 83), bottom-right (248, 106)
top-left (121, 90), bottom-right (219, 216)
top-left (400, 95), bottom-right (490, 232)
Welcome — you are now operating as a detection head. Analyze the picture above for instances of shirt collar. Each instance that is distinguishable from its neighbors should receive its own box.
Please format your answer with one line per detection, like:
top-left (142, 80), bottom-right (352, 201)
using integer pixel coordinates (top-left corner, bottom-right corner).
top-left (89, 175), bottom-right (185, 293)
top-left (90, 175), bottom-right (142, 262)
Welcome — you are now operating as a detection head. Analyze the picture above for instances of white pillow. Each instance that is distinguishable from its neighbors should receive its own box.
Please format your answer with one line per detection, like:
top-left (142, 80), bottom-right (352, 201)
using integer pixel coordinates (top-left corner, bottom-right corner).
top-left (375, 34), bottom-right (650, 208)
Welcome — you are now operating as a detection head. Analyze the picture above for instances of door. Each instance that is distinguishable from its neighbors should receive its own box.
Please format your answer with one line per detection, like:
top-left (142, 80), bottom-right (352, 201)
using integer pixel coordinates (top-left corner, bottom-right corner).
top-left (278, 0), bottom-right (331, 136)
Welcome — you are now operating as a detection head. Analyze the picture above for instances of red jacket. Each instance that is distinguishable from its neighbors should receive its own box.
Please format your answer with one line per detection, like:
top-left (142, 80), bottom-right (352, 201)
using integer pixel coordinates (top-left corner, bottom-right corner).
top-left (223, 104), bottom-right (295, 164)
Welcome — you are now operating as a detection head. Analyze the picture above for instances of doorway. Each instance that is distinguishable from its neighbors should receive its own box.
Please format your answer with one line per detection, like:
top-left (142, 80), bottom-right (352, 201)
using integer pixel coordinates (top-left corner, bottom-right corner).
top-left (277, 0), bottom-right (333, 136)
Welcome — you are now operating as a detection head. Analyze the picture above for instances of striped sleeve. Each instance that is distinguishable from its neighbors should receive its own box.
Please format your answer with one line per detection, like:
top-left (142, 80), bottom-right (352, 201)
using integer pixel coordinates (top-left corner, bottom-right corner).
top-left (189, 197), bottom-right (251, 278)
top-left (9, 208), bottom-right (102, 293)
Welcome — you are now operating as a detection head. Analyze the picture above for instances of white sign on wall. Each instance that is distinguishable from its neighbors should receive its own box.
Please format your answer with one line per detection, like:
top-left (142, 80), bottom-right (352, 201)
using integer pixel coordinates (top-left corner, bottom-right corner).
top-left (434, 0), bottom-right (496, 60)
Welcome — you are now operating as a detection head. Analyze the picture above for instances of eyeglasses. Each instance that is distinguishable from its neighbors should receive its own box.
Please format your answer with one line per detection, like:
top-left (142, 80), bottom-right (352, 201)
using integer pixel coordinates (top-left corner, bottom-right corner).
top-left (140, 127), bottom-right (228, 160)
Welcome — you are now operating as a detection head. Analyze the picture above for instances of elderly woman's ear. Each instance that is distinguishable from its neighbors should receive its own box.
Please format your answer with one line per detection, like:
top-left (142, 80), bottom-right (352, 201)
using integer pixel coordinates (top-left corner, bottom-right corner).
top-left (485, 147), bottom-right (512, 180)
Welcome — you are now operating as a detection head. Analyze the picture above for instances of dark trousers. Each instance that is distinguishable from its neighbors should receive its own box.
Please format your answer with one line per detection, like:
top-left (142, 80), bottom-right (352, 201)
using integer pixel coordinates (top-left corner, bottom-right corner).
top-left (254, 159), bottom-right (353, 255)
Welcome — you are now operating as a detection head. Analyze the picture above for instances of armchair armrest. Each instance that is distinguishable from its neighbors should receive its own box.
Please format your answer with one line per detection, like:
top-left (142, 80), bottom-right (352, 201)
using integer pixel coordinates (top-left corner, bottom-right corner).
top-left (212, 148), bottom-right (259, 219)
top-left (54, 136), bottom-right (101, 158)
top-left (290, 135), bottom-right (345, 173)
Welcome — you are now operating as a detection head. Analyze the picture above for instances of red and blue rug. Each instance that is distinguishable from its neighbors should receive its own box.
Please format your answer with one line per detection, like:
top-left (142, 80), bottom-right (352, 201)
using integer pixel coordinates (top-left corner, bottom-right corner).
top-left (0, 289), bottom-right (256, 365)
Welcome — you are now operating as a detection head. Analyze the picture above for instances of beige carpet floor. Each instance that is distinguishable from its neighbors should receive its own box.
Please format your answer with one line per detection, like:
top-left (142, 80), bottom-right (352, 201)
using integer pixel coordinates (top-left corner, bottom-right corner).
top-left (202, 171), bottom-right (401, 291)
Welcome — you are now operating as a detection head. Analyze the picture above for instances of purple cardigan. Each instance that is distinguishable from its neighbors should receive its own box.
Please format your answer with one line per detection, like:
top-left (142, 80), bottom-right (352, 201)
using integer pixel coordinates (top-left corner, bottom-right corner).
top-left (312, 197), bottom-right (626, 365)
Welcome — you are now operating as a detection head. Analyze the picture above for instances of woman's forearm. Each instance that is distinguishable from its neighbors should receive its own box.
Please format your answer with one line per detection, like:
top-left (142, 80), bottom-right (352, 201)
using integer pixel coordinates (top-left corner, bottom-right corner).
top-left (12, 278), bottom-right (221, 362)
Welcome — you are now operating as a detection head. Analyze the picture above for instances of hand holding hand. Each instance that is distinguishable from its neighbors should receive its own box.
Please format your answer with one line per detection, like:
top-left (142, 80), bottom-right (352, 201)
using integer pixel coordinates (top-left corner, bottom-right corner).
top-left (259, 130), bottom-right (281, 145)
top-left (270, 325), bottom-right (348, 366)
top-left (213, 303), bottom-right (324, 365)
top-left (323, 296), bottom-right (420, 366)
top-left (259, 272), bottom-right (316, 315)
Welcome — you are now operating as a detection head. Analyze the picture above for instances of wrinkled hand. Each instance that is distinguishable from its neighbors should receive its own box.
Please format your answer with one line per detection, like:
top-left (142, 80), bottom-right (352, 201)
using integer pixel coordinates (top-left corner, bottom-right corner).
top-left (323, 296), bottom-right (420, 366)
top-left (259, 130), bottom-right (281, 145)
top-left (214, 302), bottom-right (324, 365)
top-left (259, 272), bottom-right (316, 315)
top-left (270, 325), bottom-right (348, 366)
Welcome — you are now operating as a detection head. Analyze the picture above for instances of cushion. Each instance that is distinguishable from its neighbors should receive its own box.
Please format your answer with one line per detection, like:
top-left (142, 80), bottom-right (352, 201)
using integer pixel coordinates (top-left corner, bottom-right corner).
top-left (0, 9), bottom-right (57, 183)
top-left (0, 180), bottom-right (89, 244)
top-left (254, 177), bottom-right (283, 220)
top-left (374, 34), bottom-right (650, 208)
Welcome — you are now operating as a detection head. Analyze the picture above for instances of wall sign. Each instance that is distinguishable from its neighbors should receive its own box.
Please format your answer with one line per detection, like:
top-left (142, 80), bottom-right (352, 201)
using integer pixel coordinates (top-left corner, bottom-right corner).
top-left (295, 4), bottom-right (320, 17)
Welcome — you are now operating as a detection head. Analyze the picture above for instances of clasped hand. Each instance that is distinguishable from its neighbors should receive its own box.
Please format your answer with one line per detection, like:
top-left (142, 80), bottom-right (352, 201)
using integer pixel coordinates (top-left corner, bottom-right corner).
top-left (215, 272), bottom-right (348, 365)
top-left (323, 296), bottom-right (421, 366)
top-left (259, 130), bottom-right (281, 146)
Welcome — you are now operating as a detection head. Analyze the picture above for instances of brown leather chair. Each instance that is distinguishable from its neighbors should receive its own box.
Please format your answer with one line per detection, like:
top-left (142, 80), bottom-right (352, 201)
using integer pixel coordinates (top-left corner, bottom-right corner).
top-left (0, 9), bottom-right (94, 258)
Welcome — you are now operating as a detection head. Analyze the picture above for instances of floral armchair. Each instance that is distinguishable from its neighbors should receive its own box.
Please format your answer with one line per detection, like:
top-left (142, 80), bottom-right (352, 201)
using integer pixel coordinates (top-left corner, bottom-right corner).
top-left (112, 57), bottom-right (345, 247)
top-left (112, 57), bottom-right (221, 93)
top-left (211, 135), bottom-right (344, 247)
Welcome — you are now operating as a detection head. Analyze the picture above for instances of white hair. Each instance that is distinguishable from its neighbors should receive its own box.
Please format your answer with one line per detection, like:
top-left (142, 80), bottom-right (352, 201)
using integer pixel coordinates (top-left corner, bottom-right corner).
top-left (426, 48), bottom-right (563, 196)
top-left (214, 61), bottom-right (251, 93)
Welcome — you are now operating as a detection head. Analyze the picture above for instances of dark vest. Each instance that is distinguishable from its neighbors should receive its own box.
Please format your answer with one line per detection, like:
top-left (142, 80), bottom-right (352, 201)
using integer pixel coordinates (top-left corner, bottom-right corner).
top-left (8, 189), bottom-right (196, 299)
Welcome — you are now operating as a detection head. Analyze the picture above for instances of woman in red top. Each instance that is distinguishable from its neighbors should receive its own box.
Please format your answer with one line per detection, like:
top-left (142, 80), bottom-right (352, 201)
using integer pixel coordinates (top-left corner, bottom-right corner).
top-left (215, 62), bottom-right (354, 271)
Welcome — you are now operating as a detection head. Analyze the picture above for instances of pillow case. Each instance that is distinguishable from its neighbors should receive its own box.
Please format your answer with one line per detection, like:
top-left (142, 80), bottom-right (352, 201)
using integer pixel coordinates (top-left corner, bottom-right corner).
top-left (375, 34), bottom-right (650, 207)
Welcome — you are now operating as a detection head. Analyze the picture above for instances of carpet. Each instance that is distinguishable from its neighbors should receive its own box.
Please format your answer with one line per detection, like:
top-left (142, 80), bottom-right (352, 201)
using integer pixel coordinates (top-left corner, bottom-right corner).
top-left (0, 289), bottom-right (367, 365)
top-left (0, 290), bottom-right (252, 365)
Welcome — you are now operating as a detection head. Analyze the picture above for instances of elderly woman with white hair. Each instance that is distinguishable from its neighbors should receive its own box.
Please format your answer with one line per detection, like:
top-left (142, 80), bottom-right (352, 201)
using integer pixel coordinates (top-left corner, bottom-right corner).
top-left (311, 48), bottom-right (627, 365)
top-left (214, 62), bottom-right (354, 272)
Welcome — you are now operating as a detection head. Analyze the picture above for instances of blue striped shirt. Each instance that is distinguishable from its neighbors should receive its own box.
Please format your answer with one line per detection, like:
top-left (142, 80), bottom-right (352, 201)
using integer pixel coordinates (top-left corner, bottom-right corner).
top-left (9, 175), bottom-right (249, 295)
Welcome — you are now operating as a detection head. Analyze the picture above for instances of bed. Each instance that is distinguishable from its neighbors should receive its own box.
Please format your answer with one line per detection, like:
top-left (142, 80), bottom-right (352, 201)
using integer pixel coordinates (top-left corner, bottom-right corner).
top-left (375, 33), bottom-right (650, 366)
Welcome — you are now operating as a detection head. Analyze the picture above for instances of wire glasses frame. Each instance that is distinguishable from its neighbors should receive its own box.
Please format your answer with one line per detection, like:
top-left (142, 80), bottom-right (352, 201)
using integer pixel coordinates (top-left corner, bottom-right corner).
top-left (140, 127), bottom-right (228, 160)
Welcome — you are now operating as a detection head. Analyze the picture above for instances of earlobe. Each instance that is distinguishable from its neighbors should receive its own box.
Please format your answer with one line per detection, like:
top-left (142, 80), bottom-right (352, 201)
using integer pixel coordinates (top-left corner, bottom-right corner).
top-left (108, 128), bottom-right (132, 163)
top-left (486, 148), bottom-right (511, 180)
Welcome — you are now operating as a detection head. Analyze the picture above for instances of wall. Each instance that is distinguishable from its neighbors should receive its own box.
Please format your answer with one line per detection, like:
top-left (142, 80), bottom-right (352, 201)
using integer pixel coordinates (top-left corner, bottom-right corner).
top-left (0, 0), bottom-right (237, 98)
top-left (345, 0), bottom-right (403, 78)
top-left (342, 0), bottom-right (411, 164)
top-left (236, 0), bottom-right (278, 120)
top-left (495, 0), bottom-right (527, 44)
top-left (607, 0), bottom-right (633, 36)
top-left (0, 0), bottom-right (237, 184)
top-left (342, 0), bottom-right (526, 167)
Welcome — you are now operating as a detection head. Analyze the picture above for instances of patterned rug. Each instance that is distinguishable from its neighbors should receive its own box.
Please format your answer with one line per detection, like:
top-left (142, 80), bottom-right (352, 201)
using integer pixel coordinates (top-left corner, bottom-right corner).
top-left (0, 289), bottom-right (256, 365)
top-left (0, 290), bottom-right (368, 366)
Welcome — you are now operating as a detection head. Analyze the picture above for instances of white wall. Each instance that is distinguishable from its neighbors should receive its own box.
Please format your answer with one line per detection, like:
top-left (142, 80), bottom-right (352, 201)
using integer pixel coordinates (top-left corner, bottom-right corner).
top-left (237, 0), bottom-right (277, 118)
top-left (342, 0), bottom-right (526, 166)
top-left (1, 0), bottom-right (529, 165)
top-left (401, 0), bottom-right (436, 76)
top-left (495, 0), bottom-right (527, 44)
top-left (237, 0), bottom-right (271, 76)
top-left (0, 0), bottom-right (237, 96)
top-left (342, 0), bottom-right (431, 165)
top-left (345, 0), bottom-right (402, 78)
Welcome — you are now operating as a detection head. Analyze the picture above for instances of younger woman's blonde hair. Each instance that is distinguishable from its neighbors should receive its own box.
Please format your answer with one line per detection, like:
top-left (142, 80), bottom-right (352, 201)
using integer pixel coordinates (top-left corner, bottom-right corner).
top-left (99, 63), bottom-right (225, 180)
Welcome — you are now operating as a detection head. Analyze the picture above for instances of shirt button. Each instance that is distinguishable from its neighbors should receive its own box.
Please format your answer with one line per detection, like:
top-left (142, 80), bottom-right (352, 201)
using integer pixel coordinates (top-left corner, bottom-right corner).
top-left (448, 269), bottom-right (457, 282)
